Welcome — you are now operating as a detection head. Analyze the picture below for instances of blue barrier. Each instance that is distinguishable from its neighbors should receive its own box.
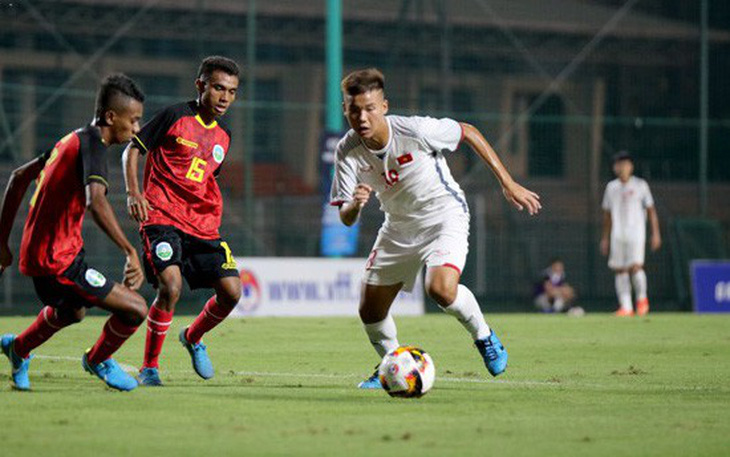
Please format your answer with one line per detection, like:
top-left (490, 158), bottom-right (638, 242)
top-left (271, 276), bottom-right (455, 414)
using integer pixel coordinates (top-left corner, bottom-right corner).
top-left (690, 260), bottom-right (730, 313)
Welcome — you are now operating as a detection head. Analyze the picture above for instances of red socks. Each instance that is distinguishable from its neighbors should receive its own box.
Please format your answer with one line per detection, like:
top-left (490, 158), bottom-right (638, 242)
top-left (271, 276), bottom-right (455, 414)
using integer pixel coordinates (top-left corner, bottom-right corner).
top-left (142, 303), bottom-right (173, 369)
top-left (185, 296), bottom-right (234, 344)
top-left (86, 314), bottom-right (139, 365)
top-left (13, 306), bottom-right (76, 358)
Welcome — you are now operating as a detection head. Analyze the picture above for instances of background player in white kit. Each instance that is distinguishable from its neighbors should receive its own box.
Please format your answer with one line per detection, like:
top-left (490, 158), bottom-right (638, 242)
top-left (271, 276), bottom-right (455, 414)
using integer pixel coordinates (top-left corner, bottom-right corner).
top-left (330, 68), bottom-right (541, 388)
top-left (600, 151), bottom-right (661, 317)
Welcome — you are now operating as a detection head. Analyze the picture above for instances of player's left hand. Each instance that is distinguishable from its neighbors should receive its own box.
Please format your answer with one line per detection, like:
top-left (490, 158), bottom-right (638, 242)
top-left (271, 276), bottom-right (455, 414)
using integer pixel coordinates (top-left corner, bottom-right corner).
top-left (503, 182), bottom-right (542, 216)
top-left (127, 191), bottom-right (151, 223)
top-left (123, 251), bottom-right (144, 290)
top-left (651, 233), bottom-right (662, 251)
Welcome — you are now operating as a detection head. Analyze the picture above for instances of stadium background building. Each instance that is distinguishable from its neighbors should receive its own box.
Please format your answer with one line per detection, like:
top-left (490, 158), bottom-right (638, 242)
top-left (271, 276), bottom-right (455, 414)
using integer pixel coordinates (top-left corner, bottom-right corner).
top-left (1, 0), bottom-right (729, 312)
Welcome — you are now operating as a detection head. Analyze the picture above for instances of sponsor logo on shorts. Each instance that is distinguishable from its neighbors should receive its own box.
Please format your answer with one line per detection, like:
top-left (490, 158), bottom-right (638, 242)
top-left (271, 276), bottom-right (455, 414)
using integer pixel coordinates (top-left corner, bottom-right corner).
top-left (85, 269), bottom-right (107, 288)
top-left (156, 242), bottom-right (173, 261)
top-left (212, 144), bottom-right (225, 163)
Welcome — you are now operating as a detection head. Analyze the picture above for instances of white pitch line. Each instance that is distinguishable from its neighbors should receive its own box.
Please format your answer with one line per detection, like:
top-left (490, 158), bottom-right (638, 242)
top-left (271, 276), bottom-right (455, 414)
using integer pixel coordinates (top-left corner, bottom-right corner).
top-left (30, 355), bottom-right (727, 393)
top-left (229, 370), bottom-right (561, 387)
top-left (32, 354), bottom-right (549, 385)
top-left (34, 354), bottom-right (138, 373)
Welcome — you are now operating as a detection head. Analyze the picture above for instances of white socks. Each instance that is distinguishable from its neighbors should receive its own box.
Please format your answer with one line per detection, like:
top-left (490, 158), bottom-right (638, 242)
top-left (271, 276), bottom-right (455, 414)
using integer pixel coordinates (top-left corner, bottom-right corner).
top-left (440, 284), bottom-right (491, 341)
top-left (363, 314), bottom-right (399, 358)
top-left (363, 285), bottom-right (492, 357)
top-left (615, 273), bottom-right (632, 311)
top-left (631, 269), bottom-right (648, 302)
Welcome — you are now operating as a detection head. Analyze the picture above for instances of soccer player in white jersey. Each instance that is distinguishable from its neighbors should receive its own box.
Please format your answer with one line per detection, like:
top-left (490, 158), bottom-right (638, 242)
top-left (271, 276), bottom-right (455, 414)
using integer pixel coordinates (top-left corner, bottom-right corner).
top-left (329, 68), bottom-right (541, 388)
top-left (600, 151), bottom-right (661, 317)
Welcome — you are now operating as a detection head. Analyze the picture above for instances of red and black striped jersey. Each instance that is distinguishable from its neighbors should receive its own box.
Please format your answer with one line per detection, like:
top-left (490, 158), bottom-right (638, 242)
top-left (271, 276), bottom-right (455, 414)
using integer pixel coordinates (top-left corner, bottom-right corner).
top-left (20, 125), bottom-right (109, 276)
top-left (132, 101), bottom-right (232, 240)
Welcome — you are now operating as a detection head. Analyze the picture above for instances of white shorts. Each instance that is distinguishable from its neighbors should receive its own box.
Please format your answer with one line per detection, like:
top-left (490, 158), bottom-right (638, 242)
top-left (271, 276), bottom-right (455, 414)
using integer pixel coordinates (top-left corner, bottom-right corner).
top-left (608, 236), bottom-right (645, 270)
top-left (363, 212), bottom-right (469, 292)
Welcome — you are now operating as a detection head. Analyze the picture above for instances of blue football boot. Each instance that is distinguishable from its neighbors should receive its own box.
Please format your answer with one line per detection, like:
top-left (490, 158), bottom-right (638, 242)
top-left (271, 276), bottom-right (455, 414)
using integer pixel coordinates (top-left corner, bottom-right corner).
top-left (475, 332), bottom-right (508, 376)
top-left (137, 367), bottom-right (163, 386)
top-left (82, 351), bottom-right (138, 391)
top-left (179, 327), bottom-right (214, 380)
top-left (357, 367), bottom-right (382, 389)
top-left (1, 334), bottom-right (31, 391)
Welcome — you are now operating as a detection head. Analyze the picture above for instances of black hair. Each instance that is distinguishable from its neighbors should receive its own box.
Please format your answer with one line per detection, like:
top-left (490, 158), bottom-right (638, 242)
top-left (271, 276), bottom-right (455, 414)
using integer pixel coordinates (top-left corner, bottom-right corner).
top-left (612, 150), bottom-right (633, 163)
top-left (341, 68), bottom-right (385, 96)
top-left (197, 55), bottom-right (240, 81)
top-left (95, 73), bottom-right (145, 123)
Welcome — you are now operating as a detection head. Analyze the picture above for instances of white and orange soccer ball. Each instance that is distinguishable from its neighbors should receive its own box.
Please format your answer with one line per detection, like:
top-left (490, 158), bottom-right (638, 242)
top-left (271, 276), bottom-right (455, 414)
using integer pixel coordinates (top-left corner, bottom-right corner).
top-left (378, 346), bottom-right (435, 398)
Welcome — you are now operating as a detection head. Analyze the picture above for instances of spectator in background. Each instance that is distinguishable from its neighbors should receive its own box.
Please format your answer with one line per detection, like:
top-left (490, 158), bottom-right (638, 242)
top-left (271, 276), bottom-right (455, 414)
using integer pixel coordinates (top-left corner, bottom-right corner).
top-left (533, 258), bottom-right (580, 314)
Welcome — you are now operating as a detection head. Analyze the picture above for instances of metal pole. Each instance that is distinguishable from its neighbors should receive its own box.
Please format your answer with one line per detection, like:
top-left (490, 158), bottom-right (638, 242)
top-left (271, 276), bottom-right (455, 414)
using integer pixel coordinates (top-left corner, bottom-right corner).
top-left (244, 0), bottom-right (257, 253)
top-left (326, 0), bottom-right (343, 132)
top-left (699, 0), bottom-right (709, 217)
top-left (437, 0), bottom-right (452, 112)
top-left (474, 194), bottom-right (487, 296)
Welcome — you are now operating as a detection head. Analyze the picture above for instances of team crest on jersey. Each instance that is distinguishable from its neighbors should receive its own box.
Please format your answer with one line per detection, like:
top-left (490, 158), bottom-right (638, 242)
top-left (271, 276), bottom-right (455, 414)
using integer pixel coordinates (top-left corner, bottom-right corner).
top-left (85, 269), bottom-right (107, 288)
top-left (156, 242), bottom-right (173, 261)
top-left (212, 145), bottom-right (225, 164)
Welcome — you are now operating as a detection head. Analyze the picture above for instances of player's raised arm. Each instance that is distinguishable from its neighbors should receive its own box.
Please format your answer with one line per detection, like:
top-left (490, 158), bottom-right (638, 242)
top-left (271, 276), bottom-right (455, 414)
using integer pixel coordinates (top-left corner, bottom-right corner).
top-left (0, 155), bottom-right (47, 273)
top-left (459, 122), bottom-right (541, 215)
top-left (122, 143), bottom-right (150, 222)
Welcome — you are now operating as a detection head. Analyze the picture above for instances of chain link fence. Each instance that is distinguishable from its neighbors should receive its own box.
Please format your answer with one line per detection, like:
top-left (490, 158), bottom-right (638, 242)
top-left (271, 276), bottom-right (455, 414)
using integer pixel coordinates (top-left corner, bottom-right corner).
top-left (1, 0), bottom-right (729, 313)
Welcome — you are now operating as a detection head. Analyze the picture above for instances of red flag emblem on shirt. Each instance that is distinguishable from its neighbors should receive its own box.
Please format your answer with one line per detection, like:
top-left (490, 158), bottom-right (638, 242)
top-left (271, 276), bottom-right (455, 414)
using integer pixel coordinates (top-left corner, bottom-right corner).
top-left (396, 153), bottom-right (413, 166)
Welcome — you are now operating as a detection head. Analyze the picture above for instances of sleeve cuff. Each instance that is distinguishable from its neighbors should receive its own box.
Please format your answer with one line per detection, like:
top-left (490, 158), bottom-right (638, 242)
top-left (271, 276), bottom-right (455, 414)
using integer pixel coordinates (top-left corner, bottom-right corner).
top-left (132, 135), bottom-right (148, 154)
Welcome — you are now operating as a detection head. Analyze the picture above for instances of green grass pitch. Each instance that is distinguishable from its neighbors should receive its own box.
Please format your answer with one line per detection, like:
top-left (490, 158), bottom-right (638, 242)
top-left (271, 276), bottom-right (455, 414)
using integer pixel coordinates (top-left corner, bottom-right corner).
top-left (1, 313), bottom-right (729, 456)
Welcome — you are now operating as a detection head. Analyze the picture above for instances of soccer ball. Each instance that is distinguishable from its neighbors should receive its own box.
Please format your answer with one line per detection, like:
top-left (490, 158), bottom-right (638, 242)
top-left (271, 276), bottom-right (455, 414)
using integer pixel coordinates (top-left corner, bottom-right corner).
top-left (378, 346), bottom-right (435, 398)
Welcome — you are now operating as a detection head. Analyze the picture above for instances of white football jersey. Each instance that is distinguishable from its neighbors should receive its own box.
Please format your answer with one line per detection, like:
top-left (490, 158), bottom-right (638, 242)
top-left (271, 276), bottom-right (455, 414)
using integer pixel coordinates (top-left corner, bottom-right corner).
top-left (330, 115), bottom-right (468, 227)
top-left (601, 176), bottom-right (655, 241)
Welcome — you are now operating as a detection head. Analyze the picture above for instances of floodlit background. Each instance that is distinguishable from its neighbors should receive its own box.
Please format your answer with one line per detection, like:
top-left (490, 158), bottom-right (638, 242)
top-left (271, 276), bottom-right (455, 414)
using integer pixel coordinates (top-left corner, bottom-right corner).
top-left (0, 0), bottom-right (728, 312)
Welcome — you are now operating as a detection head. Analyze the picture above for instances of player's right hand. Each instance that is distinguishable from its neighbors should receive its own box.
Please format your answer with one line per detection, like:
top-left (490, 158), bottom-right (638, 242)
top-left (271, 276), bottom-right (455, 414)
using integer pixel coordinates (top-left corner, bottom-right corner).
top-left (123, 251), bottom-right (144, 290)
top-left (353, 183), bottom-right (373, 209)
top-left (0, 244), bottom-right (13, 277)
top-left (127, 191), bottom-right (151, 222)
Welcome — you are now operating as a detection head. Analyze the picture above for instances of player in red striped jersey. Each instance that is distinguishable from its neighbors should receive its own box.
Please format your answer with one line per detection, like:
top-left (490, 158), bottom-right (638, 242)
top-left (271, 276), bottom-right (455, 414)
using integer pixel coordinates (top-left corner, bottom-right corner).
top-left (0, 74), bottom-right (148, 391)
top-left (122, 56), bottom-right (242, 385)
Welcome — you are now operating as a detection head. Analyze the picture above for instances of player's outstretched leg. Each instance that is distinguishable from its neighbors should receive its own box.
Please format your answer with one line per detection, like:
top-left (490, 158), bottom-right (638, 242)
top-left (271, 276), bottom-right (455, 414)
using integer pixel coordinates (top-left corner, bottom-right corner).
top-left (474, 332), bottom-right (508, 376)
top-left (358, 283), bottom-right (402, 389)
top-left (427, 267), bottom-right (508, 377)
top-left (179, 278), bottom-right (241, 380)
top-left (82, 352), bottom-right (137, 392)
top-left (1, 334), bottom-right (31, 391)
top-left (1, 306), bottom-right (83, 390)
top-left (83, 284), bottom-right (147, 391)
top-left (444, 285), bottom-right (508, 376)
top-left (139, 267), bottom-right (182, 386)
top-left (179, 326), bottom-right (214, 380)
top-left (359, 315), bottom-right (400, 389)
top-left (138, 301), bottom-right (174, 386)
